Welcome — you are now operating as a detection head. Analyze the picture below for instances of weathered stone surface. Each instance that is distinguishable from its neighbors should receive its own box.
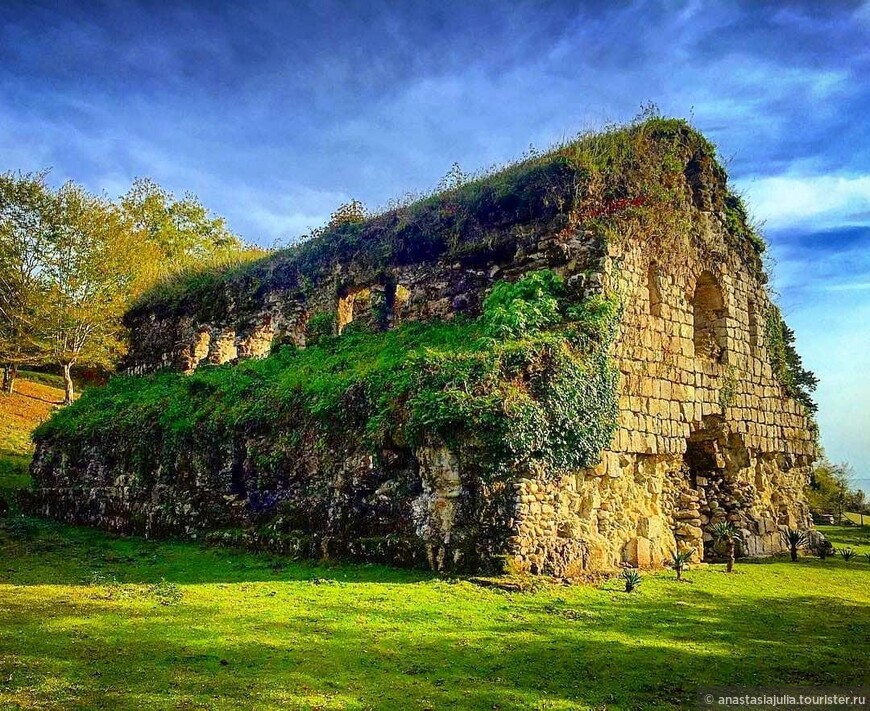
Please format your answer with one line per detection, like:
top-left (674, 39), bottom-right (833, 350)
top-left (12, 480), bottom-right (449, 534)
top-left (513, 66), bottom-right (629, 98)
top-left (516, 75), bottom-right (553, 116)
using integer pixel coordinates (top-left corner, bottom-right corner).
top-left (27, 127), bottom-right (818, 574)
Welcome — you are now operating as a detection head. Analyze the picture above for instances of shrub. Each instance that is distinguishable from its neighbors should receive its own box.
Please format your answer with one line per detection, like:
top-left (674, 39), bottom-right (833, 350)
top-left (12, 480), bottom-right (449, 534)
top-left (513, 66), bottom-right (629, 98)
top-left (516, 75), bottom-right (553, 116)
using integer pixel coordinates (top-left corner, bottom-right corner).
top-left (482, 270), bottom-right (564, 339)
top-left (146, 578), bottom-right (183, 605)
top-left (305, 312), bottom-right (335, 345)
top-left (782, 529), bottom-right (808, 562)
top-left (816, 540), bottom-right (834, 560)
top-left (839, 548), bottom-right (855, 562)
top-left (670, 548), bottom-right (694, 580)
top-left (620, 568), bottom-right (641, 593)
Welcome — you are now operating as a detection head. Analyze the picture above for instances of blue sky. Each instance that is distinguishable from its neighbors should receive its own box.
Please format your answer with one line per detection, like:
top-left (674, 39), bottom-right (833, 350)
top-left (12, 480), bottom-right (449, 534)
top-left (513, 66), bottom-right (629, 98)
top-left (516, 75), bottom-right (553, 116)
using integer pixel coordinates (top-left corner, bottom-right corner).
top-left (2, 1), bottom-right (868, 490)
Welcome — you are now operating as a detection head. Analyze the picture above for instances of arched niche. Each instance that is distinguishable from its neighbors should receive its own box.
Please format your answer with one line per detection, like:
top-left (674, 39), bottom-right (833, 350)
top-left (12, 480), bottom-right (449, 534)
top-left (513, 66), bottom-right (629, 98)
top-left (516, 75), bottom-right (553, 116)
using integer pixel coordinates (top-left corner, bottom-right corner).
top-left (692, 271), bottom-right (728, 362)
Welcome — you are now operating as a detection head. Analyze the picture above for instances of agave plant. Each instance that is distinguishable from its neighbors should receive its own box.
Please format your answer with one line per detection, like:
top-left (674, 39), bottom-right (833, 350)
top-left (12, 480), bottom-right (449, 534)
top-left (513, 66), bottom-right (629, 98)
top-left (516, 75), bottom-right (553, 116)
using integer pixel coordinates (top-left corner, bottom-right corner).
top-left (782, 529), bottom-right (808, 562)
top-left (620, 568), bottom-right (641, 593)
top-left (864, 553), bottom-right (870, 564)
top-left (710, 521), bottom-right (742, 573)
top-left (670, 548), bottom-right (694, 581)
top-left (840, 547), bottom-right (855, 561)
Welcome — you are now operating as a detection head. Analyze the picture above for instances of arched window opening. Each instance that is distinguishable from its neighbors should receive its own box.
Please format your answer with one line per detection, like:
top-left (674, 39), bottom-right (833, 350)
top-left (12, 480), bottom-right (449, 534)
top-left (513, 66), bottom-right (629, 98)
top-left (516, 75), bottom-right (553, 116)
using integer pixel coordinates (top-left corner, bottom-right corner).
top-left (337, 286), bottom-right (373, 334)
top-left (692, 271), bottom-right (727, 362)
top-left (647, 263), bottom-right (663, 317)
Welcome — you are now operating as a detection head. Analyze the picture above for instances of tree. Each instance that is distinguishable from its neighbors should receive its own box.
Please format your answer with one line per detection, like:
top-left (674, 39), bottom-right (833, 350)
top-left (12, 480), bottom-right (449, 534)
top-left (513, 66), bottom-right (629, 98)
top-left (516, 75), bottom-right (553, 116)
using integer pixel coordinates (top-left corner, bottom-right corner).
top-left (782, 529), bottom-right (808, 562)
top-left (0, 171), bottom-right (55, 394)
top-left (670, 548), bottom-right (694, 581)
top-left (119, 178), bottom-right (245, 281)
top-left (807, 460), bottom-right (855, 523)
top-left (846, 489), bottom-right (867, 526)
top-left (40, 184), bottom-right (145, 404)
top-left (2, 173), bottom-right (257, 402)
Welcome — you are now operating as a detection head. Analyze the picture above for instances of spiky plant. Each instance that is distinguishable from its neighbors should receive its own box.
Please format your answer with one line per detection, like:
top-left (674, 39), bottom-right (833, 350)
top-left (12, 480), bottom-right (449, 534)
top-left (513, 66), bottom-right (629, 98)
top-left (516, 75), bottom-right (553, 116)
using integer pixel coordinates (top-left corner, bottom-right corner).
top-left (782, 529), bottom-right (808, 562)
top-left (670, 548), bottom-right (694, 581)
top-left (710, 521), bottom-right (742, 573)
top-left (864, 553), bottom-right (870, 564)
top-left (620, 568), bottom-right (641, 593)
top-left (840, 547), bottom-right (855, 561)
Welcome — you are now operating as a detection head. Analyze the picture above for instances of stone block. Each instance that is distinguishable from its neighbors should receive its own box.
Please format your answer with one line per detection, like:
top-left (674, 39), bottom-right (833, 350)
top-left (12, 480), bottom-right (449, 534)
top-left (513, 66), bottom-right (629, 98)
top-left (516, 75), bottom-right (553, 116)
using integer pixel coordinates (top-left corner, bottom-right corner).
top-left (624, 536), bottom-right (652, 567)
top-left (637, 515), bottom-right (664, 539)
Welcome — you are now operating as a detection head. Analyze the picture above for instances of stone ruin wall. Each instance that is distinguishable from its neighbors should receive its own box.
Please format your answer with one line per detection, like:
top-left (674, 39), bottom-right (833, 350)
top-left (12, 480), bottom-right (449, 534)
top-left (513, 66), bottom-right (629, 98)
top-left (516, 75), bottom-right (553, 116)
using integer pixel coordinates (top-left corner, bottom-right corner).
top-left (509, 212), bottom-right (817, 575)
top-left (34, 142), bottom-right (818, 575)
top-left (31, 213), bottom-right (612, 572)
top-left (121, 213), bottom-right (600, 377)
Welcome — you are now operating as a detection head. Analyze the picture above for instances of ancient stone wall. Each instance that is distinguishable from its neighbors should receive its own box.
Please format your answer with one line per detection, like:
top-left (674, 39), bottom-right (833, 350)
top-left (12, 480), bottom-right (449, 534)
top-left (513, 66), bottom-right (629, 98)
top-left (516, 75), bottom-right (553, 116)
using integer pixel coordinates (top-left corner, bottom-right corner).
top-left (507, 213), bottom-right (817, 575)
top-left (28, 123), bottom-right (819, 574)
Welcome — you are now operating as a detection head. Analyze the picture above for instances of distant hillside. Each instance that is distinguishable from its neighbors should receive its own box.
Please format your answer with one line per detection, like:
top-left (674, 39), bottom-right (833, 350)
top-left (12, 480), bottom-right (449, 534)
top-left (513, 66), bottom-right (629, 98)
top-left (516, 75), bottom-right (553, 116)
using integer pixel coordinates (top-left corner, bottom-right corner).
top-left (0, 377), bottom-right (65, 499)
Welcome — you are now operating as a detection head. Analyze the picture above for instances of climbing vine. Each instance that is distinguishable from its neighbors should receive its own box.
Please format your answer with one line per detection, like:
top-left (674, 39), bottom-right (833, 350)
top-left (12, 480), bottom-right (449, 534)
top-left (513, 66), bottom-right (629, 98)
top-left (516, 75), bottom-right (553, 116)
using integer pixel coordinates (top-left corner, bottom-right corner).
top-left (764, 305), bottom-right (817, 412)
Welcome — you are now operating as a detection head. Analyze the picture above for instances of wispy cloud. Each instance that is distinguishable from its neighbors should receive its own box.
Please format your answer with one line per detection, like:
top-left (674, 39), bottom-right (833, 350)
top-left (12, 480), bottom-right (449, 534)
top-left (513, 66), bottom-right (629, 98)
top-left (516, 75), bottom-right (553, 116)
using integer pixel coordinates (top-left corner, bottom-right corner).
top-left (737, 174), bottom-right (870, 230)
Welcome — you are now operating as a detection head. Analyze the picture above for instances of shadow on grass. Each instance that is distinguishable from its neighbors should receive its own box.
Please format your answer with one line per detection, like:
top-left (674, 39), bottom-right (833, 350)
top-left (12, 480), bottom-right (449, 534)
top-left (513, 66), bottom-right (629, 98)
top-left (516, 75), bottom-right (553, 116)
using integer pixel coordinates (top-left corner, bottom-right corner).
top-left (1, 575), bottom-right (868, 709)
top-left (0, 516), bottom-right (436, 586)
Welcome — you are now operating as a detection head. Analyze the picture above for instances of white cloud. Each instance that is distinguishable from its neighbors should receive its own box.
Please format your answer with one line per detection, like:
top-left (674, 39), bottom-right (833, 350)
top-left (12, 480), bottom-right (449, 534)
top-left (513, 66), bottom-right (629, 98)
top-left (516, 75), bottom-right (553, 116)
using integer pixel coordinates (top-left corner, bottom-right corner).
top-left (736, 174), bottom-right (870, 230)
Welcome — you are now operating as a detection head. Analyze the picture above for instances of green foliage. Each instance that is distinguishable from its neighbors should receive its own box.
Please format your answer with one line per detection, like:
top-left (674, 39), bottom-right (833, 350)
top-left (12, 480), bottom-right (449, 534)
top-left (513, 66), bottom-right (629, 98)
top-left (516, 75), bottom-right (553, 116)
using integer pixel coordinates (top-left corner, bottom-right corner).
top-left (839, 547), bottom-right (855, 562)
top-left (120, 177), bottom-right (251, 277)
top-left (305, 311), bottom-right (336, 345)
top-left (807, 459), bottom-right (855, 521)
top-left (764, 305), bottom-right (817, 412)
top-left (36, 271), bottom-right (621, 479)
top-left (620, 568), bottom-right (641, 592)
top-left (783, 529), bottom-right (807, 549)
top-left (670, 549), bottom-right (694, 579)
top-left (1, 171), bottom-right (257, 396)
top-left (482, 270), bottom-right (563, 339)
top-left (724, 192), bottom-right (766, 254)
top-left (326, 199), bottom-right (368, 228)
top-left (710, 521), bottom-right (741, 543)
top-left (0, 171), bottom-right (57, 373)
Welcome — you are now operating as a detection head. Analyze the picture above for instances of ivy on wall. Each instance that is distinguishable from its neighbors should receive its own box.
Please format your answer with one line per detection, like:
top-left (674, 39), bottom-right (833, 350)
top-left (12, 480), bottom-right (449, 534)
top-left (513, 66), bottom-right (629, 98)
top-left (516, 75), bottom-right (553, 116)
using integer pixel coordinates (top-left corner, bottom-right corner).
top-left (763, 305), bottom-right (818, 412)
top-left (37, 271), bottom-right (622, 482)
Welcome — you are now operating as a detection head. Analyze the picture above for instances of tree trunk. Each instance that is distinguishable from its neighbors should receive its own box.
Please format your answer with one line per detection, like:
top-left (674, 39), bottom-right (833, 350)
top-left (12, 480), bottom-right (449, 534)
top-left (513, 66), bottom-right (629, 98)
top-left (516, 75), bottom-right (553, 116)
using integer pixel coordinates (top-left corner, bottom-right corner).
top-left (726, 540), bottom-right (735, 573)
top-left (2, 364), bottom-right (17, 395)
top-left (62, 362), bottom-right (74, 405)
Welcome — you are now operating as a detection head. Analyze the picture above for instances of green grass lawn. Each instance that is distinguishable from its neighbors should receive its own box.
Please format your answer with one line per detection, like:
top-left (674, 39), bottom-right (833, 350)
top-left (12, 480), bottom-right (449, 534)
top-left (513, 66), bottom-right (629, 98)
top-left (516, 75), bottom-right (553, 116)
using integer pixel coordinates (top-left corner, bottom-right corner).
top-left (2, 375), bottom-right (869, 709)
top-left (0, 518), bottom-right (868, 710)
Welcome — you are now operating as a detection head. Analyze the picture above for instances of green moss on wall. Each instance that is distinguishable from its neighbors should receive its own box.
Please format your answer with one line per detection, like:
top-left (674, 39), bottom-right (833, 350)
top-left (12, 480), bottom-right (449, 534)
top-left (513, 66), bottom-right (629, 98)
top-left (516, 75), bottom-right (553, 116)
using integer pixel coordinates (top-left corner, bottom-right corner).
top-left (129, 116), bottom-right (764, 321)
top-left (38, 271), bottom-right (621, 479)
